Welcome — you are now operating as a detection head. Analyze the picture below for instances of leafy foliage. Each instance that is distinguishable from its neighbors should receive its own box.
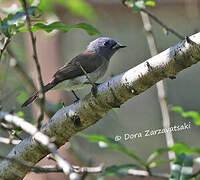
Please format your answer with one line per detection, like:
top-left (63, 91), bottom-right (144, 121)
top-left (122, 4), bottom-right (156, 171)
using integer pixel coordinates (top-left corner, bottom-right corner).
top-left (98, 164), bottom-right (140, 180)
top-left (80, 133), bottom-right (200, 179)
top-left (38, 0), bottom-right (97, 20)
top-left (170, 154), bottom-right (193, 180)
top-left (171, 143), bottom-right (200, 155)
top-left (173, 106), bottom-right (200, 126)
top-left (79, 133), bottom-right (145, 167)
top-left (17, 111), bottom-right (25, 118)
top-left (123, 0), bottom-right (156, 12)
top-left (16, 91), bottom-right (29, 105)
top-left (146, 148), bottom-right (169, 165)
top-left (0, 6), bottom-right (40, 37)
top-left (0, 2), bottom-right (100, 38)
top-left (17, 22), bottom-right (100, 35)
top-left (145, 1), bottom-right (156, 7)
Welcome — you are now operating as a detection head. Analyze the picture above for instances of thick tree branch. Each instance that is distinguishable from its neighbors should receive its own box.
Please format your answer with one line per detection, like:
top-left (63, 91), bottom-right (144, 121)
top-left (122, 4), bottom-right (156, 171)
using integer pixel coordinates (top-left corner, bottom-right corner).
top-left (0, 33), bottom-right (200, 179)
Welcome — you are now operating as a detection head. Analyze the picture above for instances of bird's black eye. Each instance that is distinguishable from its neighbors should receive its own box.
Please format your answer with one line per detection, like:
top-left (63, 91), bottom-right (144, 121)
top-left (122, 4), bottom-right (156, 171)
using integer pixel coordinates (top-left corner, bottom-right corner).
top-left (104, 41), bottom-right (110, 47)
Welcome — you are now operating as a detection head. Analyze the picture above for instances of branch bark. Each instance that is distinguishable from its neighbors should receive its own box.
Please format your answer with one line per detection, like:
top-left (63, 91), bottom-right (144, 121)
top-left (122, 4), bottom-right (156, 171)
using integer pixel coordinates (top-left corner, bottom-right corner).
top-left (0, 32), bottom-right (200, 179)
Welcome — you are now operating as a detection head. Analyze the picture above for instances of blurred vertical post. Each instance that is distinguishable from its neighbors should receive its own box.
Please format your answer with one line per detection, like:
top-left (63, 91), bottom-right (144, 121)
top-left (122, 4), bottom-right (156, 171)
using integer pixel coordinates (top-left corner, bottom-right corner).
top-left (139, 11), bottom-right (175, 167)
top-left (184, 0), bottom-right (199, 20)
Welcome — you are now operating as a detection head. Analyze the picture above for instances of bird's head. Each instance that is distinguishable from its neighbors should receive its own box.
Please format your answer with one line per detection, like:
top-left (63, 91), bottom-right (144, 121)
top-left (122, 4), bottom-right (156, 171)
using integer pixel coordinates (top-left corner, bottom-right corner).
top-left (87, 37), bottom-right (126, 60)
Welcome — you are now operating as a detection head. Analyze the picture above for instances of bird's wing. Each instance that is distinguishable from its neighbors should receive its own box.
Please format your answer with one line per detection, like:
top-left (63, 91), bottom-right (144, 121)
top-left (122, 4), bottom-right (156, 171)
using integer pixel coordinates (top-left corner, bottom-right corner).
top-left (52, 50), bottom-right (106, 83)
top-left (21, 51), bottom-right (106, 107)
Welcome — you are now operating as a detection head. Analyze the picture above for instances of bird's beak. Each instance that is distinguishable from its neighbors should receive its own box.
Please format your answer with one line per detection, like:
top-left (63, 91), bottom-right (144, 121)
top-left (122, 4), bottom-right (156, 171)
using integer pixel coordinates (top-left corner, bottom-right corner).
top-left (112, 43), bottom-right (127, 50)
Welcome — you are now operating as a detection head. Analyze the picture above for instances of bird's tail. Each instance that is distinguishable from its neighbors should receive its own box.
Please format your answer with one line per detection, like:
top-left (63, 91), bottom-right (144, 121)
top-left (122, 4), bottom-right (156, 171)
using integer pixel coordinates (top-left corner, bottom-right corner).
top-left (21, 82), bottom-right (57, 108)
top-left (21, 91), bottom-right (40, 108)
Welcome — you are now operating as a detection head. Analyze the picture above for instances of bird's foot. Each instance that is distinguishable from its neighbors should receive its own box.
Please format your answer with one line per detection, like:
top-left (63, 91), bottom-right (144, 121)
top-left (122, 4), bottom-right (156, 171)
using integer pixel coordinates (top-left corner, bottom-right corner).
top-left (73, 98), bottom-right (80, 103)
top-left (84, 82), bottom-right (101, 97)
top-left (71, 90), bottom-right (80, 103)
top-left (62, 101), bottom-right (65, 107)
top-left (91, 83), bottom-right (101, 97)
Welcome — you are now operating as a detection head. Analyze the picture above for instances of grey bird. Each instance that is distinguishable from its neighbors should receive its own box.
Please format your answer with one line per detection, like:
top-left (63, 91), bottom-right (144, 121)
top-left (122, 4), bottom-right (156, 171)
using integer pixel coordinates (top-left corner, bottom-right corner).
top-left (22, 37), bottom-right (126, 107)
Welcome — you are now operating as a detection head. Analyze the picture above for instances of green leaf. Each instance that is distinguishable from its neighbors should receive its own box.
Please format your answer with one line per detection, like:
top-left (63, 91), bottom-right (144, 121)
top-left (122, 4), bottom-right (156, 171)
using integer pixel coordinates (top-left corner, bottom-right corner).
top-left (98, 164), bottom-right (140, 180)
top-left (64, 0), bottom-right (97, 21)
top-left (38, 0), bottom-right (52, 11)
top-left (16, 91), bottom-right (29, 105)
top-left (132, 0), bottom-right (145, 12)
top-left (56, 101), bottom-right (63, 110)
top-left (19, 0), bottom-right (34, 7)
top-left (9, 6), bottom-right (40, 22)
top-left (17, 111), bottom-right (24, 118)
top-left (170, 154), bottom-right (193, 180)
top-left (9, 134), bottom-right (15, 140)
top-left (0, 6), bottom-right (41, 37)
top-left (149, 160), bottom-right (172, 168)
top-left (28, 0), bottom-right (35, 6)
top-left (173, 106), bottom-right (200, 126)
top-left (1, 21), bottom-right (16, 37)
top-left (146, 148), bottom-right (169, 164)
top-left (170, 143), bottom-right (200, 155)
top-left (145, 1), bottom-right (156, 7)
top-left (79, 133), bottom-right (145, 167)
top-left (17, 22), bottom-right (100, 35)
top-left (15, 130), bottom-right (23, 135)
top-left (38, 0), bottom-right (97, 21)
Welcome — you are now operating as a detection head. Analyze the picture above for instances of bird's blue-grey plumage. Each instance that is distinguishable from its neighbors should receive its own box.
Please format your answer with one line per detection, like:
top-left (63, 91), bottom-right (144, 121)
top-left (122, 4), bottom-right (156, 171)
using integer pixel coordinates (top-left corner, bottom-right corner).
top-left (22, 37), bottom-right (126, 107)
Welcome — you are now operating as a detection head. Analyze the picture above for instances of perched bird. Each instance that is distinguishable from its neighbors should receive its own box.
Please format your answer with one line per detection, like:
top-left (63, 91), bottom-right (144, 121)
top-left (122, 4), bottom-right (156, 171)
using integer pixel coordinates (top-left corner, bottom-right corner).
top-left (22, 37), bottom-right (126, 107)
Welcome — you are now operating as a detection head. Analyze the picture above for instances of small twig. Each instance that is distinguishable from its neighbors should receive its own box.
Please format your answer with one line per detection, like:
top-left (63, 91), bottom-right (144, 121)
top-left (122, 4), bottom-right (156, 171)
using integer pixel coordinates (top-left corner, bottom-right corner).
top-left (141, 8), bottom-right (185, 40)
top-left (0, 137), bottom-right (21, 145)
top-left (76, 62), bottom-right (93, 85)
top-left (0, 37), bottom-right (11, 62)
top-left (0, 153), bottom-right (170, 179)
top-left (0, 111), bottom-right (102, 178)
top-left (76, 62), bottom-right (98, 96)
top-left (0, 111), bottom-right (73, 176)
top-left (0, 154), bottom-right (102, 175)
top-left (128, 169), bottom-right (170, 179)
top-left (0, 121), bottom-right (22, 131)
top-left (122, 0), bottom-right (185, 40)
top-left (22, 0), bottom-right (45, 128)
top-left (32, 164), bottom-right (103, 174)
top-left (9, 129), bottom-right (23, 140)
top-left (191, 169), bottom-right (200, 178)
top-left (47, 154), bottom-right (56, 162)
top-left (185, 36), bottom-right (197, 46)
top-left (73, 164), bottom-right (103, 174)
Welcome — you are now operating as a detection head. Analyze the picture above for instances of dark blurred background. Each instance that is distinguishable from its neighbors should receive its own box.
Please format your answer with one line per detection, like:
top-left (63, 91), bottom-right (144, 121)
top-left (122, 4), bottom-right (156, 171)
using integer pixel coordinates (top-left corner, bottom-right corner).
top-left (0, 0), bottom-right (200, 179)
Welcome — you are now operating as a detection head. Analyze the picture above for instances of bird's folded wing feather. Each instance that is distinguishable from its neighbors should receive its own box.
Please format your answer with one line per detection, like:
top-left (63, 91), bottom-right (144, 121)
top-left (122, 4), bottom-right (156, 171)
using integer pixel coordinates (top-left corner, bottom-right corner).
top-left (52, 50), bottom-right (106, 83)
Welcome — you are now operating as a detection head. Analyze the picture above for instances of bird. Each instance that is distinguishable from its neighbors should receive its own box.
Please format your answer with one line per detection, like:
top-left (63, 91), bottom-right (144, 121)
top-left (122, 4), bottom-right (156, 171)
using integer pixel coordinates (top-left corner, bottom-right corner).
top-left (21, 37), bottom-right (126, 107)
